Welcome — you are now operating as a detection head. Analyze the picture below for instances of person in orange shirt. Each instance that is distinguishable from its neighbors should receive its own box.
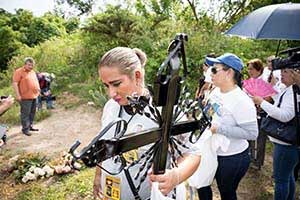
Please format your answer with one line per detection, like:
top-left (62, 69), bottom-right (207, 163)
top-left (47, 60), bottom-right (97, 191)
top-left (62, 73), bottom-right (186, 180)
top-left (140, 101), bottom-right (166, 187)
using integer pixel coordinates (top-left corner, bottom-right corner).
top-left (12, 57), bottom-right (40, 136)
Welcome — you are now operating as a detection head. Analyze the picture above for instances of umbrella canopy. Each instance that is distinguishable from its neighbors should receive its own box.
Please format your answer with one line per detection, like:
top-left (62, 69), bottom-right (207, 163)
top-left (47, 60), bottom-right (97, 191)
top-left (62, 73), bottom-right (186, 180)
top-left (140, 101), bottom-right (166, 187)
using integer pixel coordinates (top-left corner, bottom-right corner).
top-left (225, 3), bottom-right (300, 40)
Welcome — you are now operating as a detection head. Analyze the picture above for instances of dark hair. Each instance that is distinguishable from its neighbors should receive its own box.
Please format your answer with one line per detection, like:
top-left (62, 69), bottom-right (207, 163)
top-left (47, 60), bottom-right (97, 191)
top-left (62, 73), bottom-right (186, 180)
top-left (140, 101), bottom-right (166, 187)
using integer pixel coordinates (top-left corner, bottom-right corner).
top-left (247, 58), bottom-right (264, 75)
top-left (206, 53), bottom-right (216, 58)
top-left (203, 53), bottom-right (217, 66)
top-left (222, 65), bottom-right (243, 88)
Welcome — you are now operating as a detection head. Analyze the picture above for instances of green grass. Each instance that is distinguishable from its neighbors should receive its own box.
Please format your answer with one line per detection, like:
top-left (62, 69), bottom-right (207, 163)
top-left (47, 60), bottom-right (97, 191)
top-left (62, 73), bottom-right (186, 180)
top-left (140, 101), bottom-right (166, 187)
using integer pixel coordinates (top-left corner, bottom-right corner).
top-left (15, 168), bottom-right (95, 200)
top-left (0, 81), bottom-right (101, 125)
top-left (0, 103), bottom-right (51, 126)
top-left (0, 85), bottom-right (52, 125)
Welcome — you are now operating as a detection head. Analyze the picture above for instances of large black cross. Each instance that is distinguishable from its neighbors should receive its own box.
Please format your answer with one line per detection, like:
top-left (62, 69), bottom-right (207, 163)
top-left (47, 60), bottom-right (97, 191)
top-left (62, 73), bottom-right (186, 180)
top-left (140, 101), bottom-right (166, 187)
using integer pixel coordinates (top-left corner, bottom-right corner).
top-left (69, 33), bottom-right (210, 175)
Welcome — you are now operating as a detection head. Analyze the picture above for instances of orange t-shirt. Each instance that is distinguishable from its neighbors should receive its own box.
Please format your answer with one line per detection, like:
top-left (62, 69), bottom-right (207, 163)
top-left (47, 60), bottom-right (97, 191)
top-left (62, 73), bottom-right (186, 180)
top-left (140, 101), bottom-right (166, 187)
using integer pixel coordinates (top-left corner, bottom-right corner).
top-left (13, 66), bottom-right (40, 99)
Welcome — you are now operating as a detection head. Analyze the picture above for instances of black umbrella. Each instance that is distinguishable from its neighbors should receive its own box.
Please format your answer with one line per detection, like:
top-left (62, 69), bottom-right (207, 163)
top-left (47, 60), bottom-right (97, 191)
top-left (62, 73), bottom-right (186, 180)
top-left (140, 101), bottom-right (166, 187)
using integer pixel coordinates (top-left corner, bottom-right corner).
top-left (225, 2), bottom-right (300, 40)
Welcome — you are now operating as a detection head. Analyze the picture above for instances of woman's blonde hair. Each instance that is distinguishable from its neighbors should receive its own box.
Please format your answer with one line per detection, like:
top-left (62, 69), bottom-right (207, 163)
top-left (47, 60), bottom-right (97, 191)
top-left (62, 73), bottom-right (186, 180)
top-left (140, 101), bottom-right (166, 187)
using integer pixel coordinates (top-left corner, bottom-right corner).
top-left (98, 47), bottom-right (147, 80)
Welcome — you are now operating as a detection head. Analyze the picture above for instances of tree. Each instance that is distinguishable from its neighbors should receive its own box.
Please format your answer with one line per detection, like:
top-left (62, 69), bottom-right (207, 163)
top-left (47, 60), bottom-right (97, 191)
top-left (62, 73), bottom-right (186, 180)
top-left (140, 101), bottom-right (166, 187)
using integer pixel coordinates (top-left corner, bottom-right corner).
top-left (217, 0), bottom-right (248, 30)
top-left (135, 0), bottom-right (178, 28)
top-left (0, 9), bottom-right (73, 70)
top-left (54, 0), bottom-right (95, 17)
top-left (218, 0), bottom-right (300, 30)
top-left (25, 17), bottom-right (66, 46)
top-left (10, 9), bottom-right (34, 32)
top-left (64, 17), bottom-right (80, 33)
top-left (0, 26), bottom-right (22, 70)
top-left (186, 0), bottom-right (200, 22)
top-left (83, 5), bottom-right (141, 46)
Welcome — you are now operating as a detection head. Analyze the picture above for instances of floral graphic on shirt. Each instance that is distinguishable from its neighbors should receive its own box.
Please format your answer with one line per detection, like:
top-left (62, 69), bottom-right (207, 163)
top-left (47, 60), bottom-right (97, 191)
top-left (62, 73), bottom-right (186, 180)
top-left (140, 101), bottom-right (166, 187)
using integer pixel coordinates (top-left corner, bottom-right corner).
top-left (203, 101), bottom-right (222, 118)
top-left (203, 92), bottom-right (223, 118)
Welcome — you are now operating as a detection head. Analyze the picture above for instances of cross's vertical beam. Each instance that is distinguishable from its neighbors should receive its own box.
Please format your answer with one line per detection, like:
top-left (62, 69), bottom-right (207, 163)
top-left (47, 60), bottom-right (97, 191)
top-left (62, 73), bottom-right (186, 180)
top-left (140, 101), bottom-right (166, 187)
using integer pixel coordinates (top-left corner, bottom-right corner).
top-left (152, 34), bottom-right (187, 174)
top-left (153, 75), bottom-right (181, 174)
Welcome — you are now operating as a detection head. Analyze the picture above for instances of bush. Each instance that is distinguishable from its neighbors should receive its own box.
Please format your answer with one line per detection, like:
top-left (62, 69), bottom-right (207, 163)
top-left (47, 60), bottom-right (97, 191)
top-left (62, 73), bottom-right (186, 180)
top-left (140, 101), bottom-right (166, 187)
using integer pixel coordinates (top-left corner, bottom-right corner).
top-left (1, 7), bottom-right (284, 113)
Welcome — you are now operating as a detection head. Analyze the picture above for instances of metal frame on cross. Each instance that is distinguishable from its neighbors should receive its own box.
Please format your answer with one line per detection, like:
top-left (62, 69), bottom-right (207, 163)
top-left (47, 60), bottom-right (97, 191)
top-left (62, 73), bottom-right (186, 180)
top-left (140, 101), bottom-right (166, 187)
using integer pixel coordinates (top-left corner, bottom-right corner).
top-left (69, 33), bottom-right (211, 176)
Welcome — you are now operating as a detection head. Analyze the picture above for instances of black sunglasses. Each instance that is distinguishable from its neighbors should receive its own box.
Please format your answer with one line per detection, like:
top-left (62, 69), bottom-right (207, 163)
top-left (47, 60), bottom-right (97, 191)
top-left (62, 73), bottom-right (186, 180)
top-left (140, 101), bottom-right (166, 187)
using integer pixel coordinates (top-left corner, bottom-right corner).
top-left (211, 67), bottom-right (223, 74)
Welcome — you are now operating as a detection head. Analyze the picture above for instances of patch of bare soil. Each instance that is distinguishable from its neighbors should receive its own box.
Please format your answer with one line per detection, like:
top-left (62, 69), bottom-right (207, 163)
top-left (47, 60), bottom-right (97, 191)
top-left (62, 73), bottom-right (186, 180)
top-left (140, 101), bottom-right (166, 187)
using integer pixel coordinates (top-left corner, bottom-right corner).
top-left (4, 104), bottom-right (101, 157)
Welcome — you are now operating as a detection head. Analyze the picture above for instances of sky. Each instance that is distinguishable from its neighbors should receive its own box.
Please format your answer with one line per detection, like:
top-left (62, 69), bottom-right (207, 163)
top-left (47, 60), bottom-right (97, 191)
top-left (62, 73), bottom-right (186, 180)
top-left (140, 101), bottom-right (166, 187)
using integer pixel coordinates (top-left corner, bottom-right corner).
top-left (0, 0), bottom-right (220, 20)
top-left (0, 0), bottom-right (122, 16)
top-left (0, 0), bottom-right (55, 16)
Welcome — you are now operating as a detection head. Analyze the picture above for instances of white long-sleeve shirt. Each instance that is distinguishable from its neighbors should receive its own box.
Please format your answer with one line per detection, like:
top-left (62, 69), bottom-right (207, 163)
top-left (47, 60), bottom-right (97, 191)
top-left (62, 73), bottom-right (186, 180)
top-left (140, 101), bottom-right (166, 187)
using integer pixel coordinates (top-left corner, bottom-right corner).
top-left (262, 68), bottom-right (286, 101)
top-left (207, 87), bottom-right (258, 156)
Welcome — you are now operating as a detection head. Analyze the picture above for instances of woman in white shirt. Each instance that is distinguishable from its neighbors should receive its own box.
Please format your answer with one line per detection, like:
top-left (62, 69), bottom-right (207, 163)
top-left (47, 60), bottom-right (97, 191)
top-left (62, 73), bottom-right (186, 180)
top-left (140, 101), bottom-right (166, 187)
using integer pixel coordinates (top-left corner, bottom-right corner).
top-left (253, 68), bottom-right (298, 200)
top-left (197, 53), bottom-right (258, 200)
top-left (93, 47), bottom-right (200, 200)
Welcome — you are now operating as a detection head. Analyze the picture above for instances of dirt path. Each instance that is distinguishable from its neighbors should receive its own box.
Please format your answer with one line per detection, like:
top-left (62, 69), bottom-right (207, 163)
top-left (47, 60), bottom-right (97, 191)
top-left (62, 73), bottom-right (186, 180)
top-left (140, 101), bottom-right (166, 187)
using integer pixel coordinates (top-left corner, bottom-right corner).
top-left (4, 105), bottom-right (102, 157)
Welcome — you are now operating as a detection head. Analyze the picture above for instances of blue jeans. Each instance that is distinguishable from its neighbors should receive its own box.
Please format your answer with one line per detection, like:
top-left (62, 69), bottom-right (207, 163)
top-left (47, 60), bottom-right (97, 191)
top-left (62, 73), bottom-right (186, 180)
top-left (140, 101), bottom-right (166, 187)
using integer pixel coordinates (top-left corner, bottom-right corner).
top-left (37, 95), bottom-right (53, 109)
top-left (197, 148), bottom-right (250, 200)
top-left (37, 88), bottom-right (53, 109)
top-left (273, 143), bottom-right (299, 200)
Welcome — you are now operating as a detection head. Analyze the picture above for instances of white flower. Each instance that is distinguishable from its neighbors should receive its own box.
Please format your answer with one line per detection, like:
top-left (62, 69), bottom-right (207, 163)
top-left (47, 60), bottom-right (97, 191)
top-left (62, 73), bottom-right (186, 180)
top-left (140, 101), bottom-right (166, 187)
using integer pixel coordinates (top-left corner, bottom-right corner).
top-left (73, 162), bottom-right (81, 170)
top-left (87, 101), bottom-right (95, 106)
top-left (25, 171), bottom-right (32, 177)
top-left (22, 176), bottom-right (29, 183)
top-left (33, 167), bottom-right (45, 177)
top-left (42, 165), bottom-right (54, 177)
top-left (29, 166), bottom-right (35, 172)
top-left (24, 172), bottom-right (37, 181)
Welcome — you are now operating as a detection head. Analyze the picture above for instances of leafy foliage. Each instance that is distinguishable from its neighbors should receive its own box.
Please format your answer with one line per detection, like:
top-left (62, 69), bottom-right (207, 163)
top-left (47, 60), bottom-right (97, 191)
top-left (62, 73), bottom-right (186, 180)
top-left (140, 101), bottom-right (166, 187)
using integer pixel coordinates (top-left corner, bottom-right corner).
top-left (25, 16), bottom-right (66, 46)
top-left (0, 9), bottom-right (79, 70)
top-left (0, 2), bottom-right (289, 110)
top-left (0, 26), bottom-right (23, 70)
top-left (89, 82), bottom-right (108, 107)
top-left (63, 17), bottom-right (80, 33)
top-left (54, 0), bottom-right (95, 16)
top-left (83, 5), bottom-right (142, 46)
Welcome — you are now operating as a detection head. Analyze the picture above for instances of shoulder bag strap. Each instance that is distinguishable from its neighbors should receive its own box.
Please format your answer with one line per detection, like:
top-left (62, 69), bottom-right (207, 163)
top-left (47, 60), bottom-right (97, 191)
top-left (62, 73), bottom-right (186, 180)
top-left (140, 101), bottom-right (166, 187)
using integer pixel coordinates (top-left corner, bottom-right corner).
top-left (114, 106), bottom-right (123, 137)
top-left (123, 168), bottom-right (142, 200)
top-left (277, 90), bottom-right (286, 108)
top-left (115, 106), bottom-right (142, 200)
top-left (293, 85), bottom-right (300, 145)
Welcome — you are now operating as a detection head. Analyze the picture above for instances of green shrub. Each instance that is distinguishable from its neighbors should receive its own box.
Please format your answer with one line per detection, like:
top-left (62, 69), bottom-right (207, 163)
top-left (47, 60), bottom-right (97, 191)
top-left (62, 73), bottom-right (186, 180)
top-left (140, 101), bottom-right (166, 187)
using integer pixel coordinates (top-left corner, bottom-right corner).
top-left (89, 82), bottom-right (108, 108)
top-left (1, 7), bottom-right (285, 114)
